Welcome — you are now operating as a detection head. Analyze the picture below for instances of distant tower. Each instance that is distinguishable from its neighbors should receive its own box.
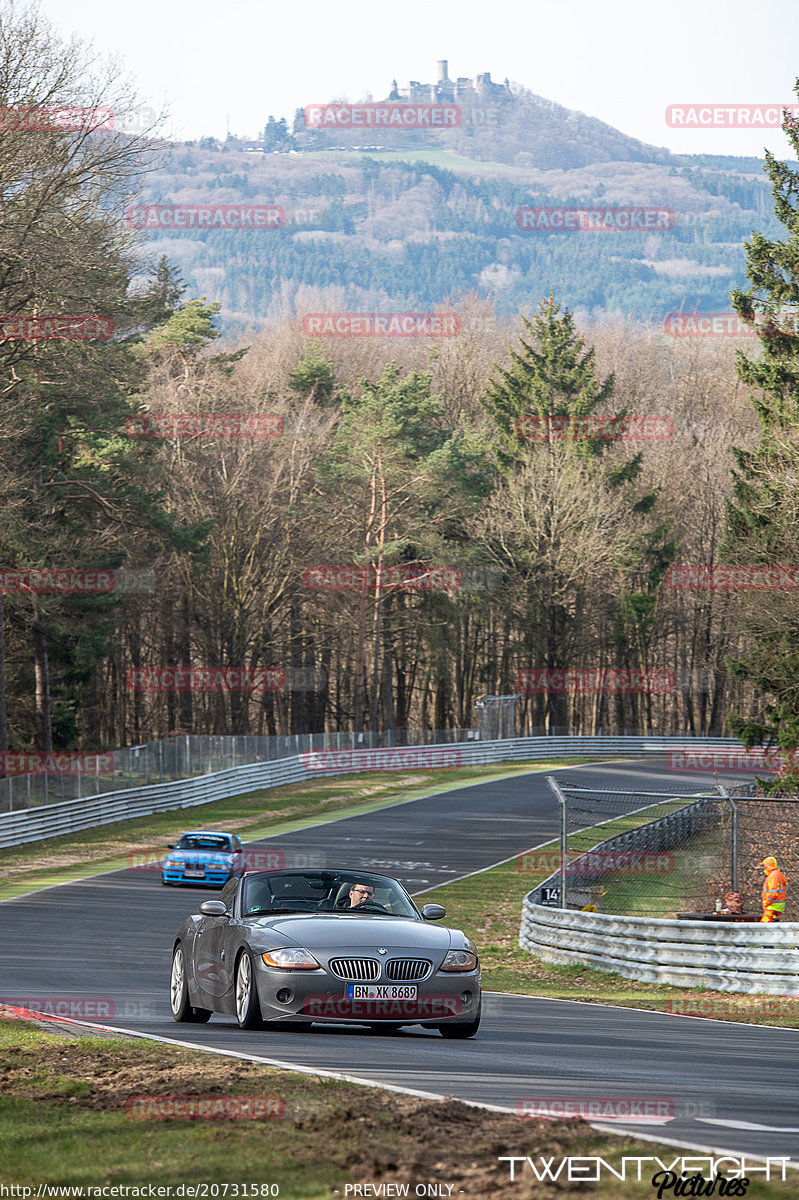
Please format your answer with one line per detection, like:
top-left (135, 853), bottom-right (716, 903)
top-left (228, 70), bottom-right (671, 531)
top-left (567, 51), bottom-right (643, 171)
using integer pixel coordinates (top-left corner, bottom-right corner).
top-left (389, 78), bottom-right (400, 101)
top-left (436, 59), bottom-right (449, 83)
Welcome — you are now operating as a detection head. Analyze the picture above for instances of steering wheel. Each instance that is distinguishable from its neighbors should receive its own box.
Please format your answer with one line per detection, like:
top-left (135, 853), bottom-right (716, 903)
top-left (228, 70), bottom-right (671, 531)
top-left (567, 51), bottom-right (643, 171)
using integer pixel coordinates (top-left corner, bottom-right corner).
top-left (352, 900), bottom-right (389, 913)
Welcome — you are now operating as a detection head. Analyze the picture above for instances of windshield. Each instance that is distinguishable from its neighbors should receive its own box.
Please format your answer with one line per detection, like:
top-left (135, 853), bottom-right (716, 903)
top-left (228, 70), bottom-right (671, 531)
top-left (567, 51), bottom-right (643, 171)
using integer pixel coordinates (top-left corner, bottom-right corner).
top-left (241, 871), bottom-right (418, 918)
top-left (176, 834), bottom-right (233, 852)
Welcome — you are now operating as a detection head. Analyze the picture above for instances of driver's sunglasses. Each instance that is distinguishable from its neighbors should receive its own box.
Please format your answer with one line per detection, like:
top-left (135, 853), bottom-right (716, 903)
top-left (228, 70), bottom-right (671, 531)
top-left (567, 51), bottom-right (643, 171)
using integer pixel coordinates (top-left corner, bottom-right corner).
top-left (352, 886), bottom-right (374, 896)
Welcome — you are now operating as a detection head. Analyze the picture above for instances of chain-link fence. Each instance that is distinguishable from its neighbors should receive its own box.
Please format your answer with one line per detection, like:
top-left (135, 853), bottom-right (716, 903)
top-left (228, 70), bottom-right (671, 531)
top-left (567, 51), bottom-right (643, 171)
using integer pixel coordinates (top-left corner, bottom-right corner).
top-left (523, 778), bottom-right (793, 919)
top-left (0, 728), bottom-right (487, 813)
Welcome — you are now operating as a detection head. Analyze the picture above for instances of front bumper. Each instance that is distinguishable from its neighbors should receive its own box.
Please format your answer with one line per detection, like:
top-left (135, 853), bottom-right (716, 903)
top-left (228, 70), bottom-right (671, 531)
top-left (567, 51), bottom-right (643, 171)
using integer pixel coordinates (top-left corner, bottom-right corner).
top-left (253, 960), bottom-right (481, 1025)
top-left (162, 869), bottom-right (230, 887)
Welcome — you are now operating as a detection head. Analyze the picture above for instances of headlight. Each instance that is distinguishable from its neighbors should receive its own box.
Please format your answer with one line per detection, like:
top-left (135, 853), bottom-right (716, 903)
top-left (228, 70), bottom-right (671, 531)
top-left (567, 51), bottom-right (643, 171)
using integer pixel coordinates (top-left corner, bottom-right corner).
top-left (261, 948), bottom-right (321, 970)
top-left (169, 859), bottom-right (185, 868)
top-left (440, 949), bottom-right (478, 972)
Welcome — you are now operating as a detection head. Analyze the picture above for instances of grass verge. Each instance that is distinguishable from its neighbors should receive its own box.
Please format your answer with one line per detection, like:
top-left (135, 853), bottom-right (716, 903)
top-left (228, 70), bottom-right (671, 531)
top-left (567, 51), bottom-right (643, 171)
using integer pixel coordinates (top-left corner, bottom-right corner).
top-left (0, 1018), bottom-right (793, 1197)
top-left (0, 758), bottom-right (596, 902)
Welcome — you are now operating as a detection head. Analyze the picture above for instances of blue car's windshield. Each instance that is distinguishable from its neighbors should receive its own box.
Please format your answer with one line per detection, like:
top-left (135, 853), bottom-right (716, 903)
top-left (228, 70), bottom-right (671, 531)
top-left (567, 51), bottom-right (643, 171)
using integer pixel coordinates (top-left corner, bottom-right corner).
top-left (241, 871), bottom-right (418, 918)
top-left (176, 835), bottom-right (232, 852)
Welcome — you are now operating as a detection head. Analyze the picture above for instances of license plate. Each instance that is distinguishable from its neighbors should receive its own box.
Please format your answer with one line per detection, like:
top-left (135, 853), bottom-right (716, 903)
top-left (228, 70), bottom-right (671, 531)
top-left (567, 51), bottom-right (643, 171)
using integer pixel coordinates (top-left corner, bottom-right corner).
top-left (184, 869), bottom-right (205, 878)
top-left (346, 985), bottom-right (417, 1000)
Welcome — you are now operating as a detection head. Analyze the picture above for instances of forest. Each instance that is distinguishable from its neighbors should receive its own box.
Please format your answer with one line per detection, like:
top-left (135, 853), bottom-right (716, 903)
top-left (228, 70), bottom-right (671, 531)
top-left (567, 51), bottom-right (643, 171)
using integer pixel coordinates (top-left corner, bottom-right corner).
top-left (2, 6), bottom-right (799, 775)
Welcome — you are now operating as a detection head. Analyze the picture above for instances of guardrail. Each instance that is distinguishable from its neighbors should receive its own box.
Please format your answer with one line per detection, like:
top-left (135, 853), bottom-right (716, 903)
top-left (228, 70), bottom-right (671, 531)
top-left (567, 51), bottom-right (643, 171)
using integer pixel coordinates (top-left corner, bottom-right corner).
top-left (519, 903), bottom-right (799, 995)
top-left (0, 734), bottom-right (747, 849)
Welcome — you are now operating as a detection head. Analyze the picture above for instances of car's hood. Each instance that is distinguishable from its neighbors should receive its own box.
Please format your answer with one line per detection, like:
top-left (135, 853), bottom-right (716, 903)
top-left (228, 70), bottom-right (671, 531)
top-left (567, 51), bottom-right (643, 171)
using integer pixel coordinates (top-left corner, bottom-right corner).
top-left (244, 914), bottom-right (455, 951)
top-left (167, 850), bottom-right (232, 864)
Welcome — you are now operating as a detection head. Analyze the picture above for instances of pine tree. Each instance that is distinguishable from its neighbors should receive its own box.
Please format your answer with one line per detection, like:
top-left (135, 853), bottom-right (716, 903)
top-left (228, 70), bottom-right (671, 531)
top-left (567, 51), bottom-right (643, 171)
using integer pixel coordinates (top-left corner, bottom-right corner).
top-left (725, 84), bottom-right (799, 784)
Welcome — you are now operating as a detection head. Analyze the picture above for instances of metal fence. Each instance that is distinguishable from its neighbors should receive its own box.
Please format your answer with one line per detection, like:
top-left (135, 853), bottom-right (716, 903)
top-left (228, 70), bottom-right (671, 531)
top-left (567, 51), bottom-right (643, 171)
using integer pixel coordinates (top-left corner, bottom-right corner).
top-left (0, 729), bottom-right (484, 812)
top-left (0, 733), bottom-right (750, 848)
top-left (533, 777), bottom-right (794, 919)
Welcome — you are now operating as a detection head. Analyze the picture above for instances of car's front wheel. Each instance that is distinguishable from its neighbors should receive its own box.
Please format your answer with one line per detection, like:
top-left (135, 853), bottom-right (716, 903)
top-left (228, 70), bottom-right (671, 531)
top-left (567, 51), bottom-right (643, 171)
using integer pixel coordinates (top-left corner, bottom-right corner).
top-left (170, 943), bottom-right (212, 1023)
top-left (438, 1004), bottom-right (481, 1039)
top-left (235, 952), bottom-right (263, 1029)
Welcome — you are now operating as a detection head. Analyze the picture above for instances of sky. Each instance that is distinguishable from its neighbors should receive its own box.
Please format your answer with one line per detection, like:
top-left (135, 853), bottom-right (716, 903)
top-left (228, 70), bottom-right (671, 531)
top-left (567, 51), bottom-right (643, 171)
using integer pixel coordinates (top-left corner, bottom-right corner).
top-left (34, 0), bottom-right (799, 158)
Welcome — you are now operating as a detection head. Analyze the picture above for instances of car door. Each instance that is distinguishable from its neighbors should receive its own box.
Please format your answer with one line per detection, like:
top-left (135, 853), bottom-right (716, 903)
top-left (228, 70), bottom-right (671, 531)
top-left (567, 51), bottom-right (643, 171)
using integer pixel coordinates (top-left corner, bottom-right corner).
top-left (195, 876), bottom-right (238, 998)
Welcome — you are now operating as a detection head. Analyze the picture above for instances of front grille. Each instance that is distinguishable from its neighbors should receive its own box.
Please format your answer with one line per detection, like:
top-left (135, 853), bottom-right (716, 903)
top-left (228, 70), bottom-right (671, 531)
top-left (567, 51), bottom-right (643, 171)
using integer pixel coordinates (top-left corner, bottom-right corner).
top-left (328, 957), bottom-right (380, 982)
top-left (385, 958), bottom-right (432, 981)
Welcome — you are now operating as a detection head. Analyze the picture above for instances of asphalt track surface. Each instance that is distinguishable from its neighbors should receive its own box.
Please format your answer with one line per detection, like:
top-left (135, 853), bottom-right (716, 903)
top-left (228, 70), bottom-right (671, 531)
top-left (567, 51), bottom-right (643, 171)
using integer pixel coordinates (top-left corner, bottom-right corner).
top-left (2, 758), bottom-right (798, 1169)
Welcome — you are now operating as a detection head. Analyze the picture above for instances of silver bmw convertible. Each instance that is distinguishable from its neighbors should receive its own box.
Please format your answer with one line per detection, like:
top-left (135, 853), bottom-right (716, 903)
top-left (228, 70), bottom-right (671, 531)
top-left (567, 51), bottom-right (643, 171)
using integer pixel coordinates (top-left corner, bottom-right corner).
top-left (169, 867), bottom-right (481, 1037)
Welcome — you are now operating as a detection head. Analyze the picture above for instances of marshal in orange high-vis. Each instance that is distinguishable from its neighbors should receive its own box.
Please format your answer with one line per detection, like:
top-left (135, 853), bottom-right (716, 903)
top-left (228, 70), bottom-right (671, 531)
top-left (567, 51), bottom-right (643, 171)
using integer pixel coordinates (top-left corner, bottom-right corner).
top-left (759, 856), bottom-right (787, 923)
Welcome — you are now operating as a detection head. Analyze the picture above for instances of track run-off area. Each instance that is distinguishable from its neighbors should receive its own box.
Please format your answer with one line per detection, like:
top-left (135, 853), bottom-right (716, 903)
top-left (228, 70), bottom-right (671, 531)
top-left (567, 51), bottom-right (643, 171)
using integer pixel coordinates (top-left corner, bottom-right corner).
top-left (2, 757), bottom-right (797, 1169)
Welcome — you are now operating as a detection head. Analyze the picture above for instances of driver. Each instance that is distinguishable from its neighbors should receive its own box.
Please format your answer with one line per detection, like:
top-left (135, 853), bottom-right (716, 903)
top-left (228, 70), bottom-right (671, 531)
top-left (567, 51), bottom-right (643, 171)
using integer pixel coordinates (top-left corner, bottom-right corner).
top-left (348, 883), bottom-right (375, 907)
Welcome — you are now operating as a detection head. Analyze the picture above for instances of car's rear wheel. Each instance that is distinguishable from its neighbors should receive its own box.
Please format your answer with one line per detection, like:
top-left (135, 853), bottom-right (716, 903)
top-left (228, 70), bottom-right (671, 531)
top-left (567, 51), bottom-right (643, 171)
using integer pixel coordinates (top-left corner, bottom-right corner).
top-left (170, 943), bottom-right (212, 1023)
top-left (235, 952), bottom-right (263, 1029)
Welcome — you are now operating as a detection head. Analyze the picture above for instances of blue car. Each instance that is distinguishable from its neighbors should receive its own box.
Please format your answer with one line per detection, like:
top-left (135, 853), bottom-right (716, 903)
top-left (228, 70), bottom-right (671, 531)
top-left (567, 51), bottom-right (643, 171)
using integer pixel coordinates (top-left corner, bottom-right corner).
top-left (162, 830), bottom-right (244, 888)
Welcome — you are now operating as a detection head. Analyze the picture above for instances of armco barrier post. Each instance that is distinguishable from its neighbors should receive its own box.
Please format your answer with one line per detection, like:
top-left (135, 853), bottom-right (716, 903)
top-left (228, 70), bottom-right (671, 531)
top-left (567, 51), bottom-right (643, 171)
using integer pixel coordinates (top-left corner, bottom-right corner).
top-left (546, 776), bottom-right (569, 909)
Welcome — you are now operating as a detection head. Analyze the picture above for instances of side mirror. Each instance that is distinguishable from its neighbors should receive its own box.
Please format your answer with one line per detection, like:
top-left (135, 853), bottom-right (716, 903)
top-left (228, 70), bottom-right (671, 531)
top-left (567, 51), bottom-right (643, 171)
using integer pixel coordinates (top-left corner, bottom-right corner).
top-left (167, 844), bottom-right (175, 849)
top-left (421, 903), bottom-right (446, 920)
top-left (199, 901), bottom-right (228, 917)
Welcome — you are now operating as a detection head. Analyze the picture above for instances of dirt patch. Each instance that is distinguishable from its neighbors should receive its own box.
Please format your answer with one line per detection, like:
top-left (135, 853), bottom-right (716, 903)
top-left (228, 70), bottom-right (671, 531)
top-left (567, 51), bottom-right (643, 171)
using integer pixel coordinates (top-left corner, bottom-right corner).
top-left (0, 1017), bottom-right (664, 1198)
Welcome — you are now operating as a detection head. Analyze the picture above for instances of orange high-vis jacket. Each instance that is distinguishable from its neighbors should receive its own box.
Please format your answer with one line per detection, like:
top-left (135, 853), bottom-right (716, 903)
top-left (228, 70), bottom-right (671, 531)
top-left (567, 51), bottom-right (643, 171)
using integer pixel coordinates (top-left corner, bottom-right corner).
top-left (762, 866), bottom-right (787, 916)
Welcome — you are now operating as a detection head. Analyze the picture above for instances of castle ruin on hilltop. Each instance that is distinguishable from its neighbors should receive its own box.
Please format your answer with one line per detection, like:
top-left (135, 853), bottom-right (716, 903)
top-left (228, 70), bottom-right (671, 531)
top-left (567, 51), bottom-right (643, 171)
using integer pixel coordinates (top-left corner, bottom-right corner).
top-left (386, 60), bottom-right (513, 105)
